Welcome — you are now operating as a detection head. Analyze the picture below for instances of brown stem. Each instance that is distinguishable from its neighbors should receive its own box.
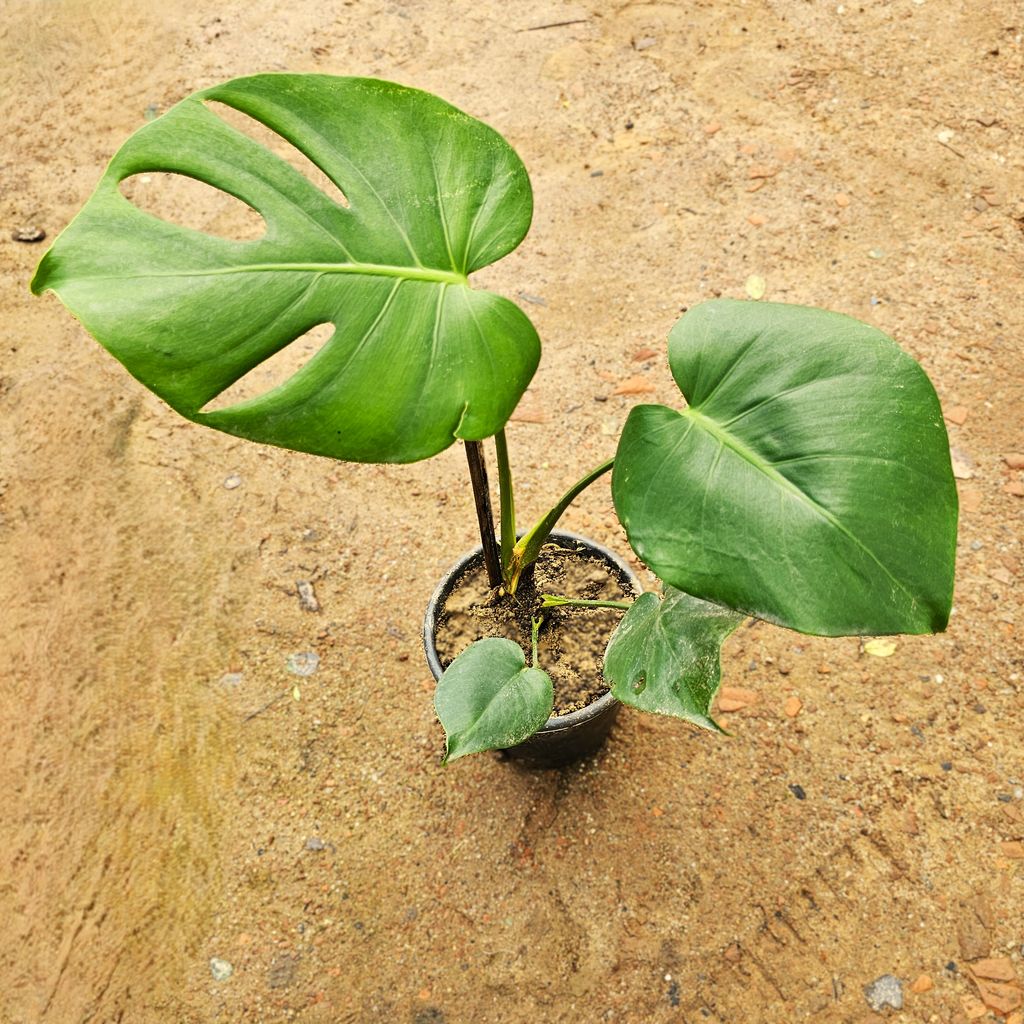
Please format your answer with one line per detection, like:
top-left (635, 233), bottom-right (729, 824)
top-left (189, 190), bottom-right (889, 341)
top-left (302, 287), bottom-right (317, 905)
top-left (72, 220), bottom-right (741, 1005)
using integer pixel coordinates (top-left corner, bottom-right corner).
top-left (464, 440), bottom-right (502, 589)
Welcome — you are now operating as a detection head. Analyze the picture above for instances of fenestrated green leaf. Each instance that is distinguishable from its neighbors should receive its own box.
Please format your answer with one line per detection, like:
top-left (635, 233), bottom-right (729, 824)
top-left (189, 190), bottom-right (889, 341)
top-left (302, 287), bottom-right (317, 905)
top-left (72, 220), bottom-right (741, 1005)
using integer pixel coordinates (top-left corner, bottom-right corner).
top-left (434, 638), bottom-right (553, 762)
top-left (613, 300), bottom-right (958, 637)
top-left (604, 587), bottom-right (742, 730)
top-left (31, 74), bottom-right (539, 463)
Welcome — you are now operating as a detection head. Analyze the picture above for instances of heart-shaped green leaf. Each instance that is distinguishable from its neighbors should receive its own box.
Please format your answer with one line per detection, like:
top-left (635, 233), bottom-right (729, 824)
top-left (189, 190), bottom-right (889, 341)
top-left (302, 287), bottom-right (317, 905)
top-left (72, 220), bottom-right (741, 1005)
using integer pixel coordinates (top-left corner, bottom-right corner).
top-left (434, 638), bottom-right (553, 762)
top-left (604, 587), bottom-right (742, 730)
top-left (613, 300), bottom-right (957, 637)
top-left (31, 74), bottom-right (539, 463)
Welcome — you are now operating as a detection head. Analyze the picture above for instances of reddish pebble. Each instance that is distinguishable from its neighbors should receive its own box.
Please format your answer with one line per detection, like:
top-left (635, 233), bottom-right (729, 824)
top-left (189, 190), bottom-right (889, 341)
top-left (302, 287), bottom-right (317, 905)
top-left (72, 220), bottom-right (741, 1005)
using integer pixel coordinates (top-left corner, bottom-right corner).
top-left (613, 376), bottom-right (657, 396)
top-left (945, 405), bottom-right (969, 425)
top-left (834, 192), bottom-right (851, 208)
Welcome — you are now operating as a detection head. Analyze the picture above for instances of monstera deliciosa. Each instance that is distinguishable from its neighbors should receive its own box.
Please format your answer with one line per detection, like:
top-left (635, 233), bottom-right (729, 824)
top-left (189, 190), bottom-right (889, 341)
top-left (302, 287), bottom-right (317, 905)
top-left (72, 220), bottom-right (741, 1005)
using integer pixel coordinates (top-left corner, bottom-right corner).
top-left (33, 72), bottom-right (959, 762)
top-left (32, 74), bottom-right (539, 463)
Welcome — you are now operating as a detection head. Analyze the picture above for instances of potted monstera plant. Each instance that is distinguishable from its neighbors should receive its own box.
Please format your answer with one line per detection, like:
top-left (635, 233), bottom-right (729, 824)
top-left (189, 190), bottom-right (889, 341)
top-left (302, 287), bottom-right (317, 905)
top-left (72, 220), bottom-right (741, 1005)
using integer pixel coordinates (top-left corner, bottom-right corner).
top-left (32, 73), bottom-right (958, 768)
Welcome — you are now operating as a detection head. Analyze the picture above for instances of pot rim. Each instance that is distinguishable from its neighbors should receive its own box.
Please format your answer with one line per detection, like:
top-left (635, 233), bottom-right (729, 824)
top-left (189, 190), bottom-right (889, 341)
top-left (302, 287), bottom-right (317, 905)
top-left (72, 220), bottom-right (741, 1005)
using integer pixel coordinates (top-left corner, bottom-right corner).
top-left (422, 530), bottom-right (641, 735)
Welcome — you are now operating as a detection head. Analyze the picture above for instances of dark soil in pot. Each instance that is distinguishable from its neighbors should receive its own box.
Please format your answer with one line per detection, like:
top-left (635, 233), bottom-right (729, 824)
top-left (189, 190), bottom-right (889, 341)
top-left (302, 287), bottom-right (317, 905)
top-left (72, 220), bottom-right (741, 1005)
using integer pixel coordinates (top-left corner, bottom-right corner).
top-left (434, 538), bottom-right (636, 716)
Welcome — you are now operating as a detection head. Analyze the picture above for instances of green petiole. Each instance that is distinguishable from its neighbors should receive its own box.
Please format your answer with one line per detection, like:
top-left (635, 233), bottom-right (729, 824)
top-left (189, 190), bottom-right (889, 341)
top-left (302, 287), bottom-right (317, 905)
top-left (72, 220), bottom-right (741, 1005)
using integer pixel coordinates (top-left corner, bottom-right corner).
top-left (506, 456), bottom-right (614, 593)
top-left (539, 594), bottom-right (633, 611)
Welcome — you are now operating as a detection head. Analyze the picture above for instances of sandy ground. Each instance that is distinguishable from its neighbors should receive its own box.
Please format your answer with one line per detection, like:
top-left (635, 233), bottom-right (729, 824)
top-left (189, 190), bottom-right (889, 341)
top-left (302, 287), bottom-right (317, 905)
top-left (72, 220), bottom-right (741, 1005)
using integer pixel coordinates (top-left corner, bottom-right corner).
top-left (2, 1), bottom-right (1023, 1022)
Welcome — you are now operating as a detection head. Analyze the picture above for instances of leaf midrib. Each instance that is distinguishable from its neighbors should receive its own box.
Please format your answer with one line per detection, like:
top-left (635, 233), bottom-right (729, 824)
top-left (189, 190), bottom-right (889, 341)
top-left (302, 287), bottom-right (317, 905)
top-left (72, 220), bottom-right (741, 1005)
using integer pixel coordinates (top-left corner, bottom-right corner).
top-left (683, 406), bottom-right (918, 608)
top-left (71, 261), bottom-right (469, 286)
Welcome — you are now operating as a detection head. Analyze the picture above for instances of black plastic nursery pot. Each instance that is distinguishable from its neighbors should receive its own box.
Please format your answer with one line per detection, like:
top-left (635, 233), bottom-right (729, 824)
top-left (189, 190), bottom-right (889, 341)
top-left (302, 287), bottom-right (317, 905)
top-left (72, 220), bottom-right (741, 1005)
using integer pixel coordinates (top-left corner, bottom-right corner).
top-left (423, 531), bottom-right (641, 769)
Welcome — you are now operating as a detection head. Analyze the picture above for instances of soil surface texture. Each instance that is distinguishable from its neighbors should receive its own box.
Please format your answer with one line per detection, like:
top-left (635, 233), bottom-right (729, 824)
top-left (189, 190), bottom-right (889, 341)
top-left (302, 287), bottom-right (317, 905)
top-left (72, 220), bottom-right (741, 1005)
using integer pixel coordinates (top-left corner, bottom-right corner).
top-left (435, 538), bottom-right (636, 715)
top-left (2, 2), bottom-right (1023, 1023)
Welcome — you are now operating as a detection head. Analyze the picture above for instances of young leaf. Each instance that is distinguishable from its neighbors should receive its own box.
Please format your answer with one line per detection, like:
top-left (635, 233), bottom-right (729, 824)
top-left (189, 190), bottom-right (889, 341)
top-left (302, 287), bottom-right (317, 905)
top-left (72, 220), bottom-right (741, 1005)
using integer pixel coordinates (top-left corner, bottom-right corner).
top-left (32, 74), bottom-right (539, 464)
top-left (604, 587), bottom-right (742, 730)
top-left (613, 300), bottom-right (958, 637)
top-left (434, 638), bottom-right (553, 762)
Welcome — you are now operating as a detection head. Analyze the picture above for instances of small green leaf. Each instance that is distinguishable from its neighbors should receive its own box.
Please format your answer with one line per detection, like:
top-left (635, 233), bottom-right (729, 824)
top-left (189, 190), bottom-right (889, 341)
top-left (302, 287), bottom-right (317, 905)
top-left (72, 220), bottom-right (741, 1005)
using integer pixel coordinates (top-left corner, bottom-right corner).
top-left (434, 638), bottom-right (553, 762)
top-left (32, 74), bottom-right (539, 464)
top-left (613, 299), bottom-right (958, 637)
top-left (604, 587), bottom-right (742, 730)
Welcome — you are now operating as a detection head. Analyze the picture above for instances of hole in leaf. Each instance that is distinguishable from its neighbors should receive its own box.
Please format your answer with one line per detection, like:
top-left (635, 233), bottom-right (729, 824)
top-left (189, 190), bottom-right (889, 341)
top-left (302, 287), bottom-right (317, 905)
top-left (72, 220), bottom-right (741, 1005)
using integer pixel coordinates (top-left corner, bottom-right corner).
top-left (201, 322), bottom-right (336, 413)
top-left (119, 172), bottom-right (266, 241)
top-left (204, 100), bottom-right (351, 209)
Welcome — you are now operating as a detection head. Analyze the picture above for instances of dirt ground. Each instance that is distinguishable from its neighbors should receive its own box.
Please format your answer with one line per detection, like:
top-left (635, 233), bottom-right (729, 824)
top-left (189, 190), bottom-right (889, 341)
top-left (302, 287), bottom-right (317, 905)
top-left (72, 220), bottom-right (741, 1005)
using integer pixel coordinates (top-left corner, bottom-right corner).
top-left (2, 1), bottom-right (1023, 1022)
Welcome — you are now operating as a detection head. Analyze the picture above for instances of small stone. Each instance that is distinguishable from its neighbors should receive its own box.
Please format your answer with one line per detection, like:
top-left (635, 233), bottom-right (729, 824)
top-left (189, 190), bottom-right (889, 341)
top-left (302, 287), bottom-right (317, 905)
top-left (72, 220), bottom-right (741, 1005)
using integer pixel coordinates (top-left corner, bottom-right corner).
top-left (747, 165), bottom-right (778, 180)
top-left (11, 225), bottom-right (46, 243)
top-left (788, 783), bottom-right (807, 800)
top-left (1003, 453), bottom-right (1024, 470)
top-left (304, 836), bottom-right (326, 851)
top-left (703, 121), bottom-right (722, 135)
top-left (999, 840), bottom-right (1024, 859)
top-left (223, 473), bottom-right (243, 490)
top-left (632, 347), bottom-right (658, 361)
top-left (944, 405), bottom-right (969, 425)
top-left (910, 974), bottom-right (934, 994)
top-left (267, 952), bottom-right (299, 989)
top-left (1004, 481), bottom-right (1024, 497)
top-left (210, 957), bottom-right (234, 981)
top-left (969, 958), bottom-right (1017, 982)
top-left (784, 696), bottom-right (803, 718)
top-left (633, 36), bottom-right (657, 50)
top-left (745, 275), bottom-right (766, 300)
top-left (747, 213), bottom-right (766, 227)
top-left (863, 974), bottom-right (904, 1012)
top-left (718, 686), bottom-right (759, 711)
top-left (286, 651), bottom-right (320, 677)
top-left (835, 192), bottom-right (851, 208)
top-left (296, 579), bottom-right (321, 612)
top-left (864, 638), bottom-right (897, 657)
top-left (868, 248), bottom-right (885, 259)
top-left (950, 448), bottom-right (975, 480)
top-left (613, 376), bottom-right (657, 396)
